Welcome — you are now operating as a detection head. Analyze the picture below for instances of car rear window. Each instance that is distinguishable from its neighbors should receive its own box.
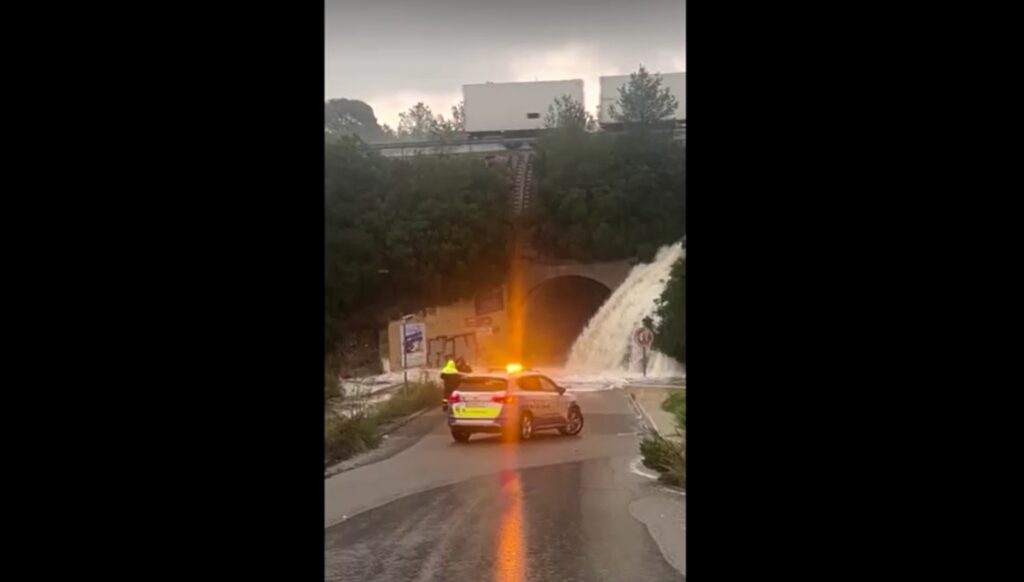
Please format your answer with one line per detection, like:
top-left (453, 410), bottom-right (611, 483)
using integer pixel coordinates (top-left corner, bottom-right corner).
top-left (516, 376), bottom-right (542, 391)
top-left (457, 377), bottom-right (508, 392)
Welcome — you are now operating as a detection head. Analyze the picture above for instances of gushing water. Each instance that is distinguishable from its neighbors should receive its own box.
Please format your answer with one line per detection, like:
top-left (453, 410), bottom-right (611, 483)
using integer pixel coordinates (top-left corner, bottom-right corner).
top-left (566, 242), bottom-right (685, 377)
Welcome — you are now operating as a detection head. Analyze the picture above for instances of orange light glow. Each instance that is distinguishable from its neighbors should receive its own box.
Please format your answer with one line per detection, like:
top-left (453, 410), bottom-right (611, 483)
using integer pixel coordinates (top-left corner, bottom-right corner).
top-left (506, 234), bottom-right (526, 364)
top-left (505, 363), bottom-right (523, 375)
top-left (494, 470), bottom-right (525, 582)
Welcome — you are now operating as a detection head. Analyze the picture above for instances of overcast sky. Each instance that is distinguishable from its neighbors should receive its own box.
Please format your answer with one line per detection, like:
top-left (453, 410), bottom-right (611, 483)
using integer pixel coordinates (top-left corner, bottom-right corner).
top-left (325, 0), bottom-right (685, 128)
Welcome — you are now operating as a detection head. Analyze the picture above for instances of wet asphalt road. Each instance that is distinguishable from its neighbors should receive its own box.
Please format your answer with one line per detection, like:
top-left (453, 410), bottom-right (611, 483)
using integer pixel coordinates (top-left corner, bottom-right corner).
top-left (325, 389), bottom-right (685, 582)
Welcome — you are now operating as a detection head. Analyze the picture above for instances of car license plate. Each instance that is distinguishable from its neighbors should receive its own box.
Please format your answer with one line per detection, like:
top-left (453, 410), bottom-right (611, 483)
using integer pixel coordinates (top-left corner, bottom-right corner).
top-left (454, 405), bottom-right (498, 419)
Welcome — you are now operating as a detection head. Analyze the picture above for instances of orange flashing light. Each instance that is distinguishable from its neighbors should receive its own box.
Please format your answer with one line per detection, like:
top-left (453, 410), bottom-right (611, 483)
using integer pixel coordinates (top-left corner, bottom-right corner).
top-left (505, 363), bottom-right (523, 375)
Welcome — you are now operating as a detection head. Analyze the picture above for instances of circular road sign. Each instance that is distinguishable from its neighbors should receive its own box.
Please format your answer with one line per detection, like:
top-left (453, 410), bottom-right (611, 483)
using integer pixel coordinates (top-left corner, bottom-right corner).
top-left (635, 327), bottom-right (654, 347)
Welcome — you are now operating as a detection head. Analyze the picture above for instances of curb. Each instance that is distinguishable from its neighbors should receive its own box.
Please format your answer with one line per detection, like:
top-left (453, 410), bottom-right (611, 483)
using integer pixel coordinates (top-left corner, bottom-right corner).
top-left (380, 405), bottom-right (434, 437)
top-left (628, 391), bottom-right (687, 496)
top-left (627, 391), bottom-right (659, 435)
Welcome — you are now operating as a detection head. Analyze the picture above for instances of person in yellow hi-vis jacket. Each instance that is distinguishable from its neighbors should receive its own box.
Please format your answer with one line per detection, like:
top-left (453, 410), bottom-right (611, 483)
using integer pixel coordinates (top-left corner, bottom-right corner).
top-left (440, 359), bottom-right (461, 409)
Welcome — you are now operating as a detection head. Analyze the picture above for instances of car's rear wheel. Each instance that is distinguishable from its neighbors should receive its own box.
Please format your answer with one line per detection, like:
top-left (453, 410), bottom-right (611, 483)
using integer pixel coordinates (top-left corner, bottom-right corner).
top-left (518, 412), bottom-right (534, 441)
top-left (451, 430), bottom-right (471, 443)
top-left (559, 407), bottom-right (584, 435)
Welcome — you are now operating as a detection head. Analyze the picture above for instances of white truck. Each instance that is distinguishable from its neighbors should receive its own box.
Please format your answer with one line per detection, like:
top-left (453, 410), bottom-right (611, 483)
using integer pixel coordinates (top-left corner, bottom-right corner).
top-left (463, 79), bottom-right (585, 137)
top-left (598, 72), bottom-right (686, 126)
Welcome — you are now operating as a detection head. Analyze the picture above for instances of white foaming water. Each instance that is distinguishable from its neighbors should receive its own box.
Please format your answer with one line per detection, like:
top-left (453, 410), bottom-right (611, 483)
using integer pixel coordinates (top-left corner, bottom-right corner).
top-left (565, 242), bottom-right (685, 378)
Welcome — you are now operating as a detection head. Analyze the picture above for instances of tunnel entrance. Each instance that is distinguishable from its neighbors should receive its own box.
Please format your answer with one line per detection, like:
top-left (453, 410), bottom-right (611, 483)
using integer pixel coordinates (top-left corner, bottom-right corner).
top-left (523, 276), bottom-right (612, 366)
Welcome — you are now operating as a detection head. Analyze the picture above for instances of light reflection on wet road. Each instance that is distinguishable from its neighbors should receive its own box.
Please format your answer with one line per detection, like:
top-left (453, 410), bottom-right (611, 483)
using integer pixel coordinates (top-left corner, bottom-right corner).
top-left (324, 390), bottom-right (685, 582)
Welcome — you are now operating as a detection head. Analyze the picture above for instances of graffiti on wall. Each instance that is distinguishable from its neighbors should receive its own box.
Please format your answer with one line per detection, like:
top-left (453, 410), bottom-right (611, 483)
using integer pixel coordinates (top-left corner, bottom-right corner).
top-left (427, 333), bottom-right (479, 368)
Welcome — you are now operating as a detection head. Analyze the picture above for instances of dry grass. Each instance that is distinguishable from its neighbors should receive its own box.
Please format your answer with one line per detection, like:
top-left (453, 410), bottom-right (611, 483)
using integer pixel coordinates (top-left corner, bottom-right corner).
top-left (324, 382), bottom-right (440, 466)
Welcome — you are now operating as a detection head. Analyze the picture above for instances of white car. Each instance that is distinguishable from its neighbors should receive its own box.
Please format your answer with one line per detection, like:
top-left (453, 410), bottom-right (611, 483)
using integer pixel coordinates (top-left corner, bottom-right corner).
top-left (446, 371), bottom-right (584, 442)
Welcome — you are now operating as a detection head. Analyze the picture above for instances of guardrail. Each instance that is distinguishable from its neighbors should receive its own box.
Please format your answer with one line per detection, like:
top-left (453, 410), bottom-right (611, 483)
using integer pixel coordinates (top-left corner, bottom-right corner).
top-left (365, 126), bottom-right (685, 158)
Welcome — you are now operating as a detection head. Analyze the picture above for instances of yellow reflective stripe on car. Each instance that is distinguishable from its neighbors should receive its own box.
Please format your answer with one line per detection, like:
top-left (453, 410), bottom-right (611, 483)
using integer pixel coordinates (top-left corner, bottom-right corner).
top-left (452, 406), bottom-right (501, 419)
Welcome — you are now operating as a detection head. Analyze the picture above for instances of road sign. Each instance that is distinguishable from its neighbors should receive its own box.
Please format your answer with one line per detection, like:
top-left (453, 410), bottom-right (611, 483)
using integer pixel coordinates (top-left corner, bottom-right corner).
top-left (403, 323), bottom-right (426, 368)
top-left (635, 327), bottom-right (654, 347)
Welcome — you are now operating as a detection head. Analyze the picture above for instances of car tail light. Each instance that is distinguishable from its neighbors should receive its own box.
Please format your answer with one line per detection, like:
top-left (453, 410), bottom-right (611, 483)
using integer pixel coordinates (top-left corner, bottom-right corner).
top-left (449, 394), bottom-right (461, 404)
top-left (492, 395), bottom-right (515, 404)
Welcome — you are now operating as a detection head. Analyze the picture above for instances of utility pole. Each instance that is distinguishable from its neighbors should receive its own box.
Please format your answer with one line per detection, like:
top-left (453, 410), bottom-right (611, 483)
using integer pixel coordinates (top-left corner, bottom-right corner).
top-left (635, 322), bottom-right (654, 378)
top-left (400, 314), bottom-right (414, 393)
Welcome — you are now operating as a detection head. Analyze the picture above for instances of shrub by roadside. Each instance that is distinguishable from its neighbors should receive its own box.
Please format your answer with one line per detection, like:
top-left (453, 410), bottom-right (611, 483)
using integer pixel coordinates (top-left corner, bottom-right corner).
top-left (324, 381), bottom-right (440, 466)
top-left (640, 432), bottom-right (685, 487)
top-left (325, 413), bottom-right (380, 465)
top-left (640, 389), bottom-right (686, 487)
top-left (375, 382), bottom-right (442, 424)
top-left (661, 390), bottom-right (685, 429)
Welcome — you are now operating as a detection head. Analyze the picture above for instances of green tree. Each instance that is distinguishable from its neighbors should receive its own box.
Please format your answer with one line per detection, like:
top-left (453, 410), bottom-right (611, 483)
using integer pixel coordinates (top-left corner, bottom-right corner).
top-left (530, 123), bottom-right (685, 262)
top-left (324, 135), bottom-right (510, 356)
top-left (433, 103), bottom-right (465, 150)
top-left (396, 101), bottom-right (466, 147)
top-left (450, 101), bottom-right (465, 131)
top-left (324, 98), bottom-right (385, 141)
top-left (653, 258), bottom-right (685, 363)
top-left (608, 65), bottom-right (679, 128)
top-left (544, 94), bottom-right (595, 131)
top-left (396, 102), bottom-right (440, 140)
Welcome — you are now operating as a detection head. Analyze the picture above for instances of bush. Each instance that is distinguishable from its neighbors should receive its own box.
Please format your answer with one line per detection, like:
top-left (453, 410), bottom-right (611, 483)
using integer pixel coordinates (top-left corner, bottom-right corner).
top-left (640, 390), bottom-right (686, 487)
top-left (661, 390), bottom-right (685, 430)
top-left (640, 432), bottom-right (686, 487)
top-left (375, 382), bottom-right (441, 424)
top-left (324, 414), bottom-right (380, 465)
top-left (324, 381), bottom-right (440, 465)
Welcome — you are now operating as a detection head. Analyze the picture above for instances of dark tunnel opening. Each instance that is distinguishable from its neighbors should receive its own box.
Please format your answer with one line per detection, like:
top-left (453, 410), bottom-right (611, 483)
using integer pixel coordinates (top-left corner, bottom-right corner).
top-left (523, 276), bottom-right (612, 367)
